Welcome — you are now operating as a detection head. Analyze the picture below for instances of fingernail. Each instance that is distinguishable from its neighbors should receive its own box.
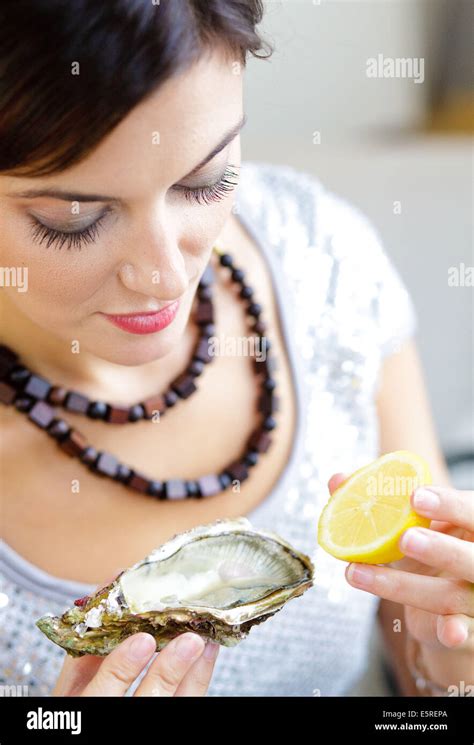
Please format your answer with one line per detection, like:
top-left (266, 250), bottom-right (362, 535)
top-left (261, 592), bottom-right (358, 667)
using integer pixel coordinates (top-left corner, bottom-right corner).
top-left (413, 488), bottom-right (439, 513)
top-left (128, 633), bottom-right (156, 661)
top-left (347, 564), bottom-right (375, 588)
top-left (174, 633), bottom-right (204, 661)
top-left (400, 528), bottom-right (429, 554)
top-left (203, 641), bottom-right (219, 661)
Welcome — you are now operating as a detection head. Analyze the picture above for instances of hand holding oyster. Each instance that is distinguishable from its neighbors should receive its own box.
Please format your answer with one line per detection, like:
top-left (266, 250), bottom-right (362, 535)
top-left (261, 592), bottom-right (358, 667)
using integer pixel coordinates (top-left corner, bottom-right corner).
top-left (37, 518), bottom-right (314, 657)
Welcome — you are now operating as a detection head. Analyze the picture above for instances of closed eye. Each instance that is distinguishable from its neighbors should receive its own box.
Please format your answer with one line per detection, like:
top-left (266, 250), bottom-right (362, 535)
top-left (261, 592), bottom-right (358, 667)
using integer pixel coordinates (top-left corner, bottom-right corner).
top-left (28, 164), bottom-right (240, 250)
top-left (173, 164), bottom-right (240, 205)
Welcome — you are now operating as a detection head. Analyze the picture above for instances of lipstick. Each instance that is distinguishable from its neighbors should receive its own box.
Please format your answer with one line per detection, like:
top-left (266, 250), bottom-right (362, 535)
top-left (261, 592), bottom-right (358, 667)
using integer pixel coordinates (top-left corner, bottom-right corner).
top-left (102, 301), bottom-right (179, 335)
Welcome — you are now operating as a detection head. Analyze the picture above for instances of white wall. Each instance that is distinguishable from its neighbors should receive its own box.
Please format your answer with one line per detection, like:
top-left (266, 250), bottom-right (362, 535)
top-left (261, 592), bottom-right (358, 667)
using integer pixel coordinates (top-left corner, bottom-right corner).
top-left (241, 0), bottom-right (473, 453)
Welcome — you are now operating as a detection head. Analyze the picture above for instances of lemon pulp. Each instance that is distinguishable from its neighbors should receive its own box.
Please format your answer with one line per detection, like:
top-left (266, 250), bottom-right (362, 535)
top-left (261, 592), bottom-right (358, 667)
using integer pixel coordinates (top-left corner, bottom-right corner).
top-left (317, 450), bottom-right (432, 564)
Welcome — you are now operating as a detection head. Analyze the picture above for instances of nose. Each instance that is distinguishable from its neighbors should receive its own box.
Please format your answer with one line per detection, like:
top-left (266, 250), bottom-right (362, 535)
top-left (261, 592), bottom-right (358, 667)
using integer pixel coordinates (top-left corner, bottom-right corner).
top-left (118, 214), bottom-right (188, 301)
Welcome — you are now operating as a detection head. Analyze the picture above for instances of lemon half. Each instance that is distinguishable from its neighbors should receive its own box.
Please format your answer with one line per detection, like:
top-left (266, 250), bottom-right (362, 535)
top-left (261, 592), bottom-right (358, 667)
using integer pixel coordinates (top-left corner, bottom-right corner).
top-left (318, 450), bottom-right (432, 564)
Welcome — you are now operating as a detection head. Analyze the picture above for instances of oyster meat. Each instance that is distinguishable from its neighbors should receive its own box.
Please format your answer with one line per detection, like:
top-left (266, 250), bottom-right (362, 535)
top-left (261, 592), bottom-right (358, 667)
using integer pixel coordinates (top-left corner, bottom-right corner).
top-left (36, 518), bottom-right (314, 657)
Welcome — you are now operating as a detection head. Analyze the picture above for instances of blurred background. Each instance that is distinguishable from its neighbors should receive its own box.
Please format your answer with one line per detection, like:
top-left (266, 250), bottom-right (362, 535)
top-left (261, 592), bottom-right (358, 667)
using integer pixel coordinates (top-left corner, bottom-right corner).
top-left (242, 0), bottom-right (473, 695)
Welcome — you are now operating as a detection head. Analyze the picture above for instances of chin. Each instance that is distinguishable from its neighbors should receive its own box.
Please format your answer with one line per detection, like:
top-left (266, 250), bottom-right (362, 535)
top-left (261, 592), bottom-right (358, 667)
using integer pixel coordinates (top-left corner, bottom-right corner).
top-left (98, 331), bottom-right (184, 366)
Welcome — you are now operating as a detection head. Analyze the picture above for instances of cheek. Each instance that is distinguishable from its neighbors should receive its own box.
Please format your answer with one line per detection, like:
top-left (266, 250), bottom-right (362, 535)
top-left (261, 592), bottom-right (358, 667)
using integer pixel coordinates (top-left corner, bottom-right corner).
top-left (179, 197), bottom-right (234, 255)
top-left (1, 216), bottom-right (116, 324)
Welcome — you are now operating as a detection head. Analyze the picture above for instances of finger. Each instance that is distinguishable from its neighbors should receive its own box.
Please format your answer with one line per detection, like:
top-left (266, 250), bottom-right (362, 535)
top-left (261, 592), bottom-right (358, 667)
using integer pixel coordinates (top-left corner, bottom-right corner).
top-left (53, 653), bottom-right (103, 697)
top-left (175, 641), bottom-right (220, 697)
top-left (405, 607), bottom-right (473, 651)
top-left (345, 563), bottom-right (473, 616)
top-left (327, 473), bottom-right (348, 495)
top-left (437, 614), bottom-right (474, 650)
top-left (399, 527), bottom-right (474, 582)
top-left (412, 487), bottom-right (474, 532)
top-left (134, 633), bottom-right (205, 697)
top-left (405, 605), bottom-right (440, 648)
top-left (82, 633), bottom-right (157, 696)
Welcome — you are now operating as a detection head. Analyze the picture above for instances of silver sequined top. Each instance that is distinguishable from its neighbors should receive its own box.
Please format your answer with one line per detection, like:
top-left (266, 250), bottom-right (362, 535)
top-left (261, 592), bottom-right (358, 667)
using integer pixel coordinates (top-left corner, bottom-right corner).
top-left (0, 161), bottom-right (417, 697)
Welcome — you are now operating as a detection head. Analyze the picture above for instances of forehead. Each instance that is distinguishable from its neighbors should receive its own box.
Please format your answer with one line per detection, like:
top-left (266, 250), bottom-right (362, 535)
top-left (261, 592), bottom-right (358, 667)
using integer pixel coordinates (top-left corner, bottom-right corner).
top-left (6, 46), bottom-right (244, 201)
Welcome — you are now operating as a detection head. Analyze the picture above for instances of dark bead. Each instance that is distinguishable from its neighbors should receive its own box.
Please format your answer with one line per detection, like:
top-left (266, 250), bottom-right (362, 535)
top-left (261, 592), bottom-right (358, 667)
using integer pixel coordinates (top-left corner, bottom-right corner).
top-left (201, 324), bottom-right (215, 337)
top-left (194, 338), bottom-right (212, 364)
top-left (59, 430), bottom-right (88, 457)
top-left (164, 390), bottom-right (178, 407)
top-left (87, 401), bottom-right (108, 419)
top-left (171, 374), bottom-right (196, 399)
top-left (0, 347), bottom-right (18, 379)
top-left (248, 430), bottom-right (272, 453)
top-left (226, 460), bottom-right (249, 483)
top-left (128, 404), bottom-right (145, 422)
top-left (219, 473), bottom-right (232, 489)
top-left (28, 401), bottom-right (55, 429)
top-left (197, 474), bottom-right (221, 498)
top-left (258, 392), bottom-right (280, 416)
top-left (94, 452), bottom-right (119, 478)
top-left (115, 464), bottom-right (132, 483)
top-left (142, 395), bottom-right (166, 419)
top-left (244, 450), bottom-right (259, 467)
top-left (219, 253), bottom-right (233, 268)
top-left (188, 359), bottom-right (204, 377)
top-left (248, 302), bottom-right (262, 318)
top-left (47, 419), bottom-right (70, 440)
top-left (264, 378), bottom-right (276, 392)
top-left (8, 366), bottom-right (30, 388)
top-left (164, 479), bottom-right (187, 500)
top-left (15, 396), bottom-right (34, 413)
top-left (48, 386), bottom-right (67, 406)
top-left (0, 381), bottom-right (16, 405)
top-left (231, 268), bottom-right (245, 283)
top-left (80, 446), bottom-right (98, 466)
top-left (253, 321), bottom-right (266, 335)
top-left (240, 285), bottom-right (253, 300)
top-left (65, 391), bottom-right (89, 414)
top-left (0, 345), bottom-right (17, 363)
top-left (24, 375), bottom-right (51, 401)
top-left (197, 286), bottom-right (212, 301)
top-left (107, 406), bottom-right (129, 424)
top-left (263, 415), bottom-right (277, 431)
top-left (0, 345), bottom-right (17, 361)
top-left (148, 480), bottom-right (164, 498)
top-left (195, 300), bottom-right (214, 325)
top-left (186, 480), bottom-right (199, 497)
top-left (199, 263), bottom-right (214, 287)
top-left (128, 472), bottom-right (149, 493)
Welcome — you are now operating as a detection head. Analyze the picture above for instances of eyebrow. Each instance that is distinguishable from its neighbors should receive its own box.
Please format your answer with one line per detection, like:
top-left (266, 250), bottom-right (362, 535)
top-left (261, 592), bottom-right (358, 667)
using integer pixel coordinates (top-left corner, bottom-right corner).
top-left (8, 113), bottom-right (247, 203)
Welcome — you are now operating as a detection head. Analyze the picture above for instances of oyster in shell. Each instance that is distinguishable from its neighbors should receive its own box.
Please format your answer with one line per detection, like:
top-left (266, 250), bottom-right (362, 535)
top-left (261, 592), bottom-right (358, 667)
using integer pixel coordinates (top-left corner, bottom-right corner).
top-left (36, 518), bottom-right (314, 657)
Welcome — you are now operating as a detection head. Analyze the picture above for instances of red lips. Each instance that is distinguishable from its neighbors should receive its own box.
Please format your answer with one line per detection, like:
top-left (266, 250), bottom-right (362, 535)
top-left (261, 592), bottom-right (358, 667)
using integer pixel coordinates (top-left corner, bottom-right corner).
top-left (102, 301), bottom-right (179, 335)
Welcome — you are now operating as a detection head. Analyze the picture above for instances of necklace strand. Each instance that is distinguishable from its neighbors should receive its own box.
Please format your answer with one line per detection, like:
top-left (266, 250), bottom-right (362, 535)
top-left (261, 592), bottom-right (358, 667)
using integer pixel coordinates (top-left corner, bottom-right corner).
top-left (0, 248), bottom-right (279, 499)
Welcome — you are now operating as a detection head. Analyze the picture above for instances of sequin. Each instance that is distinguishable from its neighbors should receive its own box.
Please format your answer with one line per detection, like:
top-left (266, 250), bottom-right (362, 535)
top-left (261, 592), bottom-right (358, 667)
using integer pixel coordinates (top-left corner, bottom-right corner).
top-left (0, 161), bottom-right (417, 696)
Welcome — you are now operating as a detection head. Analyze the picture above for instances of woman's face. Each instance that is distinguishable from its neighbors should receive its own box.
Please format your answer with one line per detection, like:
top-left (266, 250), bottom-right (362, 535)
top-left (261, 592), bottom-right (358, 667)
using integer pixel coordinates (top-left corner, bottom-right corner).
top-left (0, 47), bottom-right (244, 365)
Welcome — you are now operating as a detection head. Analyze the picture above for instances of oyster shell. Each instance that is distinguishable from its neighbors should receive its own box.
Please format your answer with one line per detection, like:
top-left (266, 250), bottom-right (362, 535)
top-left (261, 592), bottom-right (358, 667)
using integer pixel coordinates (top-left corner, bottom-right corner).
top-left (36, 518), bottom-right (314, 657)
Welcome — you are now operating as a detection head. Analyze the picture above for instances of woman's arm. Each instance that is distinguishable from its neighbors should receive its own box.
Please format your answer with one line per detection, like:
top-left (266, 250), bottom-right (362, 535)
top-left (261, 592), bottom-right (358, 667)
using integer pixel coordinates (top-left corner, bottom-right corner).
top-left (375, 339), bottom-right (454, 696)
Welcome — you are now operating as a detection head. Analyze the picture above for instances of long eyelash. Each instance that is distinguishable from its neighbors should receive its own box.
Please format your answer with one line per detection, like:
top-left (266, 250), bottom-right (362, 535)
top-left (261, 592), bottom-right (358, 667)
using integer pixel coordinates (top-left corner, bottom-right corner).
top-left (182, 164), bottom-right (240, 205)
top-left (29, 211), bottom-right (109, 251)
top-left (28, 165), bottom-right (240, 251)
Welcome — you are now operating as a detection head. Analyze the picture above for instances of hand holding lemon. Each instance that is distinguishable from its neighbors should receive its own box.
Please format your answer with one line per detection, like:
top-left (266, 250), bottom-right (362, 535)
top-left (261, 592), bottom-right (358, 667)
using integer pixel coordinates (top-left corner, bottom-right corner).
top-left (319, 450), bottom-right (474, 691)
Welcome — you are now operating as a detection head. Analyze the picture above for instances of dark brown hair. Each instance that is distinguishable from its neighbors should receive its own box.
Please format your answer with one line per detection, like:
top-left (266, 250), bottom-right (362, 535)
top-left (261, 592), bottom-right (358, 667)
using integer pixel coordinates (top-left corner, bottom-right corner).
top-left (0, 0), bottom-right (271, 176)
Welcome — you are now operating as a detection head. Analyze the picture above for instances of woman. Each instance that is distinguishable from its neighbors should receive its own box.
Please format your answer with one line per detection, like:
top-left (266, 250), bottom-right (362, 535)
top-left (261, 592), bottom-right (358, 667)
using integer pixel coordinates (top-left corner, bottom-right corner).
top-left (0, 1), bottom-right (472, 698)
